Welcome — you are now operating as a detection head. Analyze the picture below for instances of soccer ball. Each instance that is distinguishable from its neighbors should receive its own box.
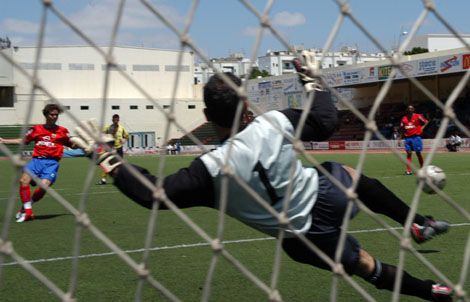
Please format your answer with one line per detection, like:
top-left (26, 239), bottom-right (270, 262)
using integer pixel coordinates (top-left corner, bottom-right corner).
top-left (420, 165), bottom-right (446, 194)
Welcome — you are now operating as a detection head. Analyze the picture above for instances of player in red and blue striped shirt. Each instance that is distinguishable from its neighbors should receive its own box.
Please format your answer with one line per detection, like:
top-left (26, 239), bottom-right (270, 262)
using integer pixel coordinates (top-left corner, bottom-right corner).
top-left (400, 105), bottom-right (429, 175)
top-left (0, 104), bottom-right (74, 222)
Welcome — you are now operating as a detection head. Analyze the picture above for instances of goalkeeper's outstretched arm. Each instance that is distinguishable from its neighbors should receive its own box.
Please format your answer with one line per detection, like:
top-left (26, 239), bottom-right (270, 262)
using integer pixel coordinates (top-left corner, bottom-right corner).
top-left (111, 159), bottom-right (215, 210)
top-left (278, 52), bottom-right (339, 142)
top-left (76, 142), bottom-right (216, 210)
top-left (70, 119), bottom-right (215, 210)
top-left (280, 90), bottom-right (338, 142)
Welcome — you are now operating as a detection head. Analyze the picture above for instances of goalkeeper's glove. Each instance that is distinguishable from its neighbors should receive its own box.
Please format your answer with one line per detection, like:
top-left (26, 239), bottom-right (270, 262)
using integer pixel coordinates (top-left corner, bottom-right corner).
top-left (292, 50), bottom-right (323, 93)
top-left (70, 119), bottom-right (121, 174)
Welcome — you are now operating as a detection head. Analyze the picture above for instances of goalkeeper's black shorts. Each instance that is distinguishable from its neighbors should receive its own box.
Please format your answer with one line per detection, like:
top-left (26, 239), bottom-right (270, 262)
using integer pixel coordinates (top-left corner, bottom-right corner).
top-left (282, 161), bottom-right (361, 275)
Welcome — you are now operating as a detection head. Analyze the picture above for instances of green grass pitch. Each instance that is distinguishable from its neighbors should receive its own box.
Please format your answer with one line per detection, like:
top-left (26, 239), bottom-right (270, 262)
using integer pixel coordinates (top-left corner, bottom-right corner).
top-left (0, 153), bottom-right (469, 301)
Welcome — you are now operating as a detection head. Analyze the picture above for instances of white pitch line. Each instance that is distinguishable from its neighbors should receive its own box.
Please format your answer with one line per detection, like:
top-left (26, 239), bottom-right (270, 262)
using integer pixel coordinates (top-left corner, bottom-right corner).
top-left (0, 189), bottom-right (119, 201)
top-left (1, 223), bottom-right (469, 267)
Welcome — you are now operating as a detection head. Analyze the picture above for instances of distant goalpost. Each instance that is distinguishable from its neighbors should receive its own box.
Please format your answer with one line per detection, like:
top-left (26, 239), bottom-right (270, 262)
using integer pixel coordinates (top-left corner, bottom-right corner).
top-left (0, 0), bottom-right (469, 301)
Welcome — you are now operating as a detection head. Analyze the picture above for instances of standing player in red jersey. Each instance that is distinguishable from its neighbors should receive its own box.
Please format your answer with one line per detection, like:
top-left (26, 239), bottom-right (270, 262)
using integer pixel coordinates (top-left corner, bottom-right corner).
top-left (400, 105), bottom-right (429, 175)
top-left (0, 104), bottom-right (75, 222)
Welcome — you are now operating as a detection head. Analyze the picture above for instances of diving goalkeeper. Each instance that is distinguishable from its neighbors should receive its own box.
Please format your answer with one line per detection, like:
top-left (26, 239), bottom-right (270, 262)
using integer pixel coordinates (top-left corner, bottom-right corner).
top-left (72, 53), bottom-right (453, 301)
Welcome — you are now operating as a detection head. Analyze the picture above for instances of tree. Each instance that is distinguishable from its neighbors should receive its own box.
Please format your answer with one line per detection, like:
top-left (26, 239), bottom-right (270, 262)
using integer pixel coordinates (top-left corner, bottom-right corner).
top-left (248, 67), bottom-right (271, 79)
top-left (403, 47), bottom-right (429, 55)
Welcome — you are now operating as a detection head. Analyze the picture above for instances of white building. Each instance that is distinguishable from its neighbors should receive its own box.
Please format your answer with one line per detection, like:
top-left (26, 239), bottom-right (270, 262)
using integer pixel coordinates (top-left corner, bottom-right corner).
top-left (194, 53), bottom-right (253, 84)
top-left (409, 33), bottom-right (470, 52)
top-left (257, 48), bottom-right (386, 76)
top-left (0, 45), bottom-right (205, 149)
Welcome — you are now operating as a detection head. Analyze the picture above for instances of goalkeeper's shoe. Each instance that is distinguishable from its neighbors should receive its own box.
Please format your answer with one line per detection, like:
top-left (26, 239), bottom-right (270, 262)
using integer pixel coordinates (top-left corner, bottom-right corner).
top-left (431, 283), bottom-right (453, 302)
top-left (411, 217), bottom-right (449, 244)
top-left (16, 212), bottom-right (35, 223)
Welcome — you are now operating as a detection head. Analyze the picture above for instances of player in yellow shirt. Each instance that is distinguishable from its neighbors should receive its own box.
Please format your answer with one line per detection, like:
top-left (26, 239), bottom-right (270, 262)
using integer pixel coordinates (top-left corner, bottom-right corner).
top-left (98, 114), bottom-right (129, 185)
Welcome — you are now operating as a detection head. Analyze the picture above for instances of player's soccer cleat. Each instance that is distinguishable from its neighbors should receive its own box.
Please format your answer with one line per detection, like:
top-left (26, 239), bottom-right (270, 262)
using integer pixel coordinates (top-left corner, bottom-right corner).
top-left (15, 207), bottom-right (25, 220)
top-left (405, 171), bottom-right (413, 175)
top-left (16, 212), bottom-right (35, 223)
top-left (97, 178), bottom-right (107, 185)
top-left (411, 217), bottom-right (449, 244)
top-left (431, 283), bottom-right (453, 302)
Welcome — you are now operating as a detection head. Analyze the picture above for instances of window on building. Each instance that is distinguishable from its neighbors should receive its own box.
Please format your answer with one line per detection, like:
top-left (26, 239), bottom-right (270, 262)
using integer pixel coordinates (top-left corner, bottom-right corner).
top-left (64, 106), bottom-right (71, 110)
top-left (283, 61), bottom-right (294, 69)
top-left (20, 62), bottom-right (62, 70)
top-left (130, 105), bottom-right (138, 110)
top-left (188, 104), bottom-right (196, 109)
top-left (146, 105), bottom-right (154, 109)
top-left (111, 105), bottom-right (120, 110)
top-left (101, 64), bottom-right (127, 71)
top-left (163, 105), bottom-right (170, 109)
top-left (80, 106), bottom-right (89, 110)
top-left (133, 65), bottom-right (159, 71)
top-left (69, 63), bottom-right (95, 70)
top-left (164, 65), bottom-right (190, 72)
top-left (0, 86), bottom-right (14, 107)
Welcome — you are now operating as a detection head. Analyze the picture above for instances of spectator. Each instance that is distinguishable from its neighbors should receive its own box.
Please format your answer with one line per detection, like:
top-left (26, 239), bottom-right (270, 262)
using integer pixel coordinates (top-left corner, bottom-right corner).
top-left (392, 127), bottom-right (400, 140)
top-left (175, 141), bottom-right (182, 154)
top-left (98, 114), bottom-right (129, 185)
top-left (446, 132), bottom-right (462, 152)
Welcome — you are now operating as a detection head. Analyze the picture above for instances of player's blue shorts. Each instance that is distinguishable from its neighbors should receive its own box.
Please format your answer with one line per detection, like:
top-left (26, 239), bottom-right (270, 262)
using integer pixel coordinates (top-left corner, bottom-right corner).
top-left (404, 135), bottom-right (423, 152)
top-left (282, 161), bottom-right (361, 275)
top-left (25, 158), bottom-right (60, 183)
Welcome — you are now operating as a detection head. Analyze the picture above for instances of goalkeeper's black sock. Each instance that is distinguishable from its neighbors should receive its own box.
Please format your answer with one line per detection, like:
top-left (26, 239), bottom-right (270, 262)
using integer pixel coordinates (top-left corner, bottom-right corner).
top-left (356, 174), bottom-right (426, 226)
top-left (366, 260), bottom-right (434, 300)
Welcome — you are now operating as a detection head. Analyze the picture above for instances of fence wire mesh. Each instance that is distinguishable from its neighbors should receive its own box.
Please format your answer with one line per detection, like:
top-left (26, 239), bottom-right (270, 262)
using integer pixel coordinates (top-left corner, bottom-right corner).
top-left (0, 0), bottom-right (469, 301)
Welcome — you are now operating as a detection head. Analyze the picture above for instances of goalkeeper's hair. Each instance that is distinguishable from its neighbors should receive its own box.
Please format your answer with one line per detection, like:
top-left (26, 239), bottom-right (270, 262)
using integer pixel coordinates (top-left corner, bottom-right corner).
top-left (42, 103), bottom-right (63, 116)
top-left (203, 72), bottom-right (243, 128)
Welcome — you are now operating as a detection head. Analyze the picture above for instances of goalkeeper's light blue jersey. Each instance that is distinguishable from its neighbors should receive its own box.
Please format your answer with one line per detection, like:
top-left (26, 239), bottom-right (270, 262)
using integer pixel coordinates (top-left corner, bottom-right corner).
top-left (200, 110), bottom-right (319, 237)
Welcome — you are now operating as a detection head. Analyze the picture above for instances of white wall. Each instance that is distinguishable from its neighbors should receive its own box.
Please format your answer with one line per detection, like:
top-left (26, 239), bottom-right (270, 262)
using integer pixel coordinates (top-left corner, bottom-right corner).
top-left (410, 34), bottom-right (470, 52)
top-left (428, 36), bottom-right (470, 52)
top-left (12, 46), bottom-right (195, 99)
top-left (0, 48), bottom-right (13, 85)
top-left (0, 46), bottom-right (205, 143)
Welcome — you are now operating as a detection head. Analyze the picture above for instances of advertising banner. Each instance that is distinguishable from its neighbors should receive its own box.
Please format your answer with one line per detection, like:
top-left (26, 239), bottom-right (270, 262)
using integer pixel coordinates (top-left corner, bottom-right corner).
top-left (396, 62), bottom-right (416, 79)
top-left (463, 54), bottom-right (470, 69)
top-left (329, 141), bottom-right (346, 150)
top-left (417, 58), bottom-right (439, 75)
top-left (378, 65), bottom-right (393, 80)
top-left (439, 55), bottom-right (460, 73)
top-left (304, 141), bottom-right (329, 150)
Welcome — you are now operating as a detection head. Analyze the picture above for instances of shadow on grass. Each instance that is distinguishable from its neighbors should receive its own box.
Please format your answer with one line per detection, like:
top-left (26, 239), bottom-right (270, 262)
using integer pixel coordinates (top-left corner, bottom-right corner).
top-left (34, 213), bottom-right (70, 220)
top-left (417, 249), bottom-right (440, 254)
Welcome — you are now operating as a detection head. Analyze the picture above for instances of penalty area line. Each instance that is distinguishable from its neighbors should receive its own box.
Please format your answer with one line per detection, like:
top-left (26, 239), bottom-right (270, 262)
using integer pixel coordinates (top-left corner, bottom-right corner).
top-left (2, 223), bottom-right (469, 267)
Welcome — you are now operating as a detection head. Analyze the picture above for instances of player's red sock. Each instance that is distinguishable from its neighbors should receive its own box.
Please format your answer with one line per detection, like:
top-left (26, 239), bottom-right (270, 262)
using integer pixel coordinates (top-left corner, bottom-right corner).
top-left (417, 153), bottom-right (424, 167)
top-left (32, 188), bottom-right (46, 202)
top-left (24, 206), bottom-right (33, 216)
top-left (406, 154), bottom-right (412, 172)
top-left (19, 185), bottom-right (31, 203)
